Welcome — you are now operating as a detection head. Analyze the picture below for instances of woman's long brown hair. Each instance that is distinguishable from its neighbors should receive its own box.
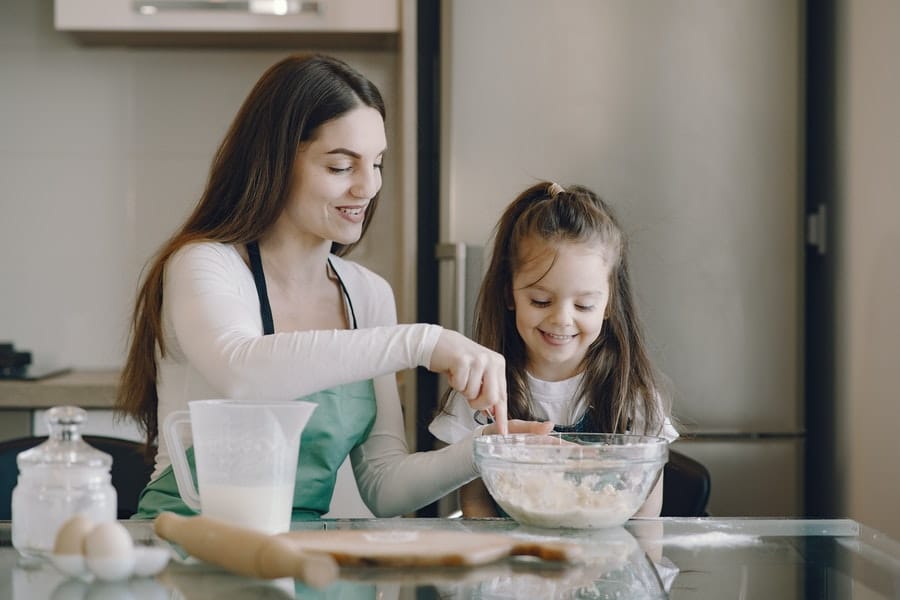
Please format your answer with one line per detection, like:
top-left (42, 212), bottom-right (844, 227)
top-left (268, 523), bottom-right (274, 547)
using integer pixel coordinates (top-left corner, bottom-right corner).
top-left (439, 181), bottom-right (667, 436)
top-left (116, 54), bottom-right (386, 455)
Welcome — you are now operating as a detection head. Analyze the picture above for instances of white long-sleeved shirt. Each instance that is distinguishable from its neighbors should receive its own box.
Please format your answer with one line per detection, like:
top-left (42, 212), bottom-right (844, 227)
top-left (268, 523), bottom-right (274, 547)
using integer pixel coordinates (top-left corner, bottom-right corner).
top-left (153, 241), bottom-right (479, 516)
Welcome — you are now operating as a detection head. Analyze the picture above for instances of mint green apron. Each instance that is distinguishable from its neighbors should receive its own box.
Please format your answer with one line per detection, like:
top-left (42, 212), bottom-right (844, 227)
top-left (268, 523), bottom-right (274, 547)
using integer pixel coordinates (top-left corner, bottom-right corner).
top-left (136, 243), bottom-right (377, 521)
top-left (134, 379), bottom-right (376, 520)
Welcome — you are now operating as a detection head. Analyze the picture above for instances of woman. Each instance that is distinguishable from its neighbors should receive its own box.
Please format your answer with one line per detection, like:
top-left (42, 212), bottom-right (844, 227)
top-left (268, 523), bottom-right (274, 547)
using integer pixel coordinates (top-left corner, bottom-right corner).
top-left (116, 54), bottom-right (536, 520)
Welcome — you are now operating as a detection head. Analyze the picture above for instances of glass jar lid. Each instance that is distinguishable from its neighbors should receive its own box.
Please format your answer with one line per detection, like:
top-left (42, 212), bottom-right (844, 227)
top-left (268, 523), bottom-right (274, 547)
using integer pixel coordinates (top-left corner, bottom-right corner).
top-left (16, 406), bottom-right (112, 470)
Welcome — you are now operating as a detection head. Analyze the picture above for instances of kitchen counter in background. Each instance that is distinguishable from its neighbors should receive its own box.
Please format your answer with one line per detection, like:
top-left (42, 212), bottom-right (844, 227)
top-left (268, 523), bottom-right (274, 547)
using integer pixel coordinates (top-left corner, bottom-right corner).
top-left (0, 370), bottom-right (118, 409)
top-left (0, 370), bottom-right (132, 441)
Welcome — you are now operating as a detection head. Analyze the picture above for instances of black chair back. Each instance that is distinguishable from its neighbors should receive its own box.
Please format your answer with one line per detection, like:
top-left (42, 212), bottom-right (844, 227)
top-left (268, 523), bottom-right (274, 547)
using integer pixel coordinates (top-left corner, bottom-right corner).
top-left (661, 449), bottom-right (712, 517)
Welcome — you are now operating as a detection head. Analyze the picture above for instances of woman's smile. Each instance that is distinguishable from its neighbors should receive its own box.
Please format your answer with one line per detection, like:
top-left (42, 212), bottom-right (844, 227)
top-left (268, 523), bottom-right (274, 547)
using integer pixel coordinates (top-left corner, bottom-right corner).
top-left (335, 203), bottom-right (368, 224)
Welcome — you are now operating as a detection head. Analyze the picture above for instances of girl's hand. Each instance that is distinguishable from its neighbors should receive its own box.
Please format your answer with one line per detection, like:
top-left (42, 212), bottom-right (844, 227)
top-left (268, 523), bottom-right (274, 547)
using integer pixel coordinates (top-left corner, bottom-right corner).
top-left (428, 329), bottom-right (508, 433)
top-left (480, 419), bottom-right (554, 437)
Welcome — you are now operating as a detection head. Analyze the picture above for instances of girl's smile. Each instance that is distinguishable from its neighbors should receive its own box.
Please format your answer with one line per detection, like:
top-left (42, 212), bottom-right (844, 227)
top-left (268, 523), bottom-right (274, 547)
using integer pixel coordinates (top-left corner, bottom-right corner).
top-left (539, 330), bottom-right (578, 344)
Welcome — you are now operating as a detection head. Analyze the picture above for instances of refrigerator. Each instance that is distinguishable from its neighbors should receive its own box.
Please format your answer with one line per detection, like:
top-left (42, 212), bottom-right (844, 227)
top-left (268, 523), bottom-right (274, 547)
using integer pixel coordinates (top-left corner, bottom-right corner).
top-left (425, 0), bottom-right (804, 517)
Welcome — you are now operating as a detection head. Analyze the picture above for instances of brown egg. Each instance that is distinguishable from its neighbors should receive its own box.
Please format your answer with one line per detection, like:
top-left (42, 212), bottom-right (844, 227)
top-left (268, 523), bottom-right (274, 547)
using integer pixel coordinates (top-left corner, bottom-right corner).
top-left (53, 514), bottom-right (95, 556)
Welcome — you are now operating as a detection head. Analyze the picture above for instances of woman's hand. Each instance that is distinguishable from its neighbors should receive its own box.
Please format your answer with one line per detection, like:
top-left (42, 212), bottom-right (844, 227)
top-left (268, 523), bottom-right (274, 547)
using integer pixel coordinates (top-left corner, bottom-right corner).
top-left (428, 329), bottom-right (508, 433)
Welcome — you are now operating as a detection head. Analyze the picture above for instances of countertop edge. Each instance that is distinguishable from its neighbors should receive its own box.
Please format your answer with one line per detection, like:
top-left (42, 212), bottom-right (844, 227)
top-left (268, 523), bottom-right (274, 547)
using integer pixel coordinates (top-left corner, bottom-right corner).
top-left (0, 370), bottom-right (119, 409)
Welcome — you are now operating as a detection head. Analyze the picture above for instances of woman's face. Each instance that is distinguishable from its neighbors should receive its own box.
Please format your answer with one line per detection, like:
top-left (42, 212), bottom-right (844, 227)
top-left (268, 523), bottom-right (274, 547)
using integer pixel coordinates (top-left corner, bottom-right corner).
top-left (511, 237), bottom-right (613, 381)
top-left (283, 105), bottom-right (386, 246)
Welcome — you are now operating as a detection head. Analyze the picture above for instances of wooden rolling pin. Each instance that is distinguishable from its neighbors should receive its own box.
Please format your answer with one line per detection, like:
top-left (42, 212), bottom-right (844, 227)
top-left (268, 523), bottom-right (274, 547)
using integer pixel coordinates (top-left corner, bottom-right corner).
top-left (154, 512), bottom-right (339, 589)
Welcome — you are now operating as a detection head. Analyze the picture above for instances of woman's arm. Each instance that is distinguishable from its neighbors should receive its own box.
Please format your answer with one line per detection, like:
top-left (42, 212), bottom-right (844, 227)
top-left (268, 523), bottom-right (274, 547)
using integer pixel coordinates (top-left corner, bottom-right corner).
top-left (165, 243), bottom-right (443, 401)
top-left (352, 371), bottom-right (552, 516)
top-left (351, 382), bottom-right (553, 517)
top-left (166, 244), bottom-right (507, 421)
top-left (350, 373), bottom-right (480, 517)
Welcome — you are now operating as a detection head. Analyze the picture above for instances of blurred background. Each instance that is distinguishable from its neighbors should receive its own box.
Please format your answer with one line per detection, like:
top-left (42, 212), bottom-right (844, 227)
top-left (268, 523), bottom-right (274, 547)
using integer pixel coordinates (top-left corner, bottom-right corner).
top-left (0, 1), bottom-right (897, 537)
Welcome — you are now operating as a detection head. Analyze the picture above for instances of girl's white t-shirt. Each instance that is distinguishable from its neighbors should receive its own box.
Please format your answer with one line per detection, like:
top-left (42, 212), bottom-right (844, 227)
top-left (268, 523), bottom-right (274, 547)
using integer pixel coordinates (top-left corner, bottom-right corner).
top-left (429, 371), bottom-right (679, 444)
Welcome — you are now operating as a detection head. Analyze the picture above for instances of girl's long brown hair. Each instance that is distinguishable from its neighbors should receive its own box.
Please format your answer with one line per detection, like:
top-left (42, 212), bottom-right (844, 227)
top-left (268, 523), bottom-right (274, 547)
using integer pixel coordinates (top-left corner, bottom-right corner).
top-left (116, 54), bottom-right (386, 455)
top-left (441, 181), bottom-right (667, 436)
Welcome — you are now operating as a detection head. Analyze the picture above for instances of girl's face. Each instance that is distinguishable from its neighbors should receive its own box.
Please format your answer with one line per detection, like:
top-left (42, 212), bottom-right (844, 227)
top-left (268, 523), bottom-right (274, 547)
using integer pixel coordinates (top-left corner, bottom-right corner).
top-left (282, 105), bottom-right (386, 246)
top-left (511, 238), bottom-right (614, 381)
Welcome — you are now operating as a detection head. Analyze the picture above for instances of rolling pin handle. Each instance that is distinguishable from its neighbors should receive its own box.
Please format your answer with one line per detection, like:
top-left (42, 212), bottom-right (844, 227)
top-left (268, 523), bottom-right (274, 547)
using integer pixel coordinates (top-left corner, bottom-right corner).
top-left (154, 512), bottom-right (338, 589)
top-left (256, 536), bottom-right (339, 588)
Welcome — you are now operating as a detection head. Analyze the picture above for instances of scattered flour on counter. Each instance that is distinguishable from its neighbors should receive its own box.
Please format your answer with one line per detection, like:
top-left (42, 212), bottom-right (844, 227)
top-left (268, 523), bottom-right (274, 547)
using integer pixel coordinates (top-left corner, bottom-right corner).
top-left (485, 470), bottom-right (641, 529)
top-left (664, 532), bottom-right (761, 548)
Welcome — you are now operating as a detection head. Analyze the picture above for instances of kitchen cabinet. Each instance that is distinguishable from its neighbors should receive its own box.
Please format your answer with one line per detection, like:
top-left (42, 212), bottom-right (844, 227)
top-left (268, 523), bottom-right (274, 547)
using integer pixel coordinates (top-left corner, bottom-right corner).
top-left (54, 0), bottom-right (398, 47)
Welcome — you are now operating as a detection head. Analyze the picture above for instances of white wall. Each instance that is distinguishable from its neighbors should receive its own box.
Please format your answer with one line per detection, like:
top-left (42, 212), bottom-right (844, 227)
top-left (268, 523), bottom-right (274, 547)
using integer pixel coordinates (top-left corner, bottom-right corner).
top-left (835, 0), bottom-right (900, 539)
top-left (0, 0), bottom-right (401, 372)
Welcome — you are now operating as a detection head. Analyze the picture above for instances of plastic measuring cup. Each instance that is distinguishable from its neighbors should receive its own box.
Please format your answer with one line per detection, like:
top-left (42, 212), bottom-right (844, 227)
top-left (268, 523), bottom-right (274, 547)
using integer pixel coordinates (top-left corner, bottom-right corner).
top-left (163, 400), bottom-right (316, 534)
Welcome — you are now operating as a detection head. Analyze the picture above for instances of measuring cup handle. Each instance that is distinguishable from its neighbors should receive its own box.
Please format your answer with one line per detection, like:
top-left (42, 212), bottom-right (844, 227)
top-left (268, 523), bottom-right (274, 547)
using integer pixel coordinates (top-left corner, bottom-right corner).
top-left (162, 410), bottom-right (201, 511)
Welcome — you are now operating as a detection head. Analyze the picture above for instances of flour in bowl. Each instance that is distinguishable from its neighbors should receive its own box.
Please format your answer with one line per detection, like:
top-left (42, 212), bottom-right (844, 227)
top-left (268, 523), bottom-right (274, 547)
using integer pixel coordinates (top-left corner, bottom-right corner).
top-left (484, 470), bottom-right (641, 529)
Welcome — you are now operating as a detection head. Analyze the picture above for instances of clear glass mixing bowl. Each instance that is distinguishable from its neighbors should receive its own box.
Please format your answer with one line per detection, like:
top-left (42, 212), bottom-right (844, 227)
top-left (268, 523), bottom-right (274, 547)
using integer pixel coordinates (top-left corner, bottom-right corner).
top-left (474, 433), bottom-right (668, 529)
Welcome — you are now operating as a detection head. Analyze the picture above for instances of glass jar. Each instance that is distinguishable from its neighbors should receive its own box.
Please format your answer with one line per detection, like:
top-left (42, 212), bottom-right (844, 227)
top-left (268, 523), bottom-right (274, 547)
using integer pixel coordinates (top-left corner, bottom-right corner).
top-left (11, 406), bottom-right (117, 557)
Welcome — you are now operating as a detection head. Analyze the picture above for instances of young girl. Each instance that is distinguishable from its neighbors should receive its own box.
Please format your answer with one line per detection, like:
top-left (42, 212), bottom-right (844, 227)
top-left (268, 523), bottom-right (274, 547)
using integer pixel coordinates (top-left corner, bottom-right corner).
top-left (430, 181), bottom-right (679, 517)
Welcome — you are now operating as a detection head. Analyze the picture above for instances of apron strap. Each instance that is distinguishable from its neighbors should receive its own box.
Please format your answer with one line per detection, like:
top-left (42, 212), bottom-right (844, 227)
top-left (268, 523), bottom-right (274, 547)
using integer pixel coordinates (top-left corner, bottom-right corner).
top-left (329, 259), bottom-right (359, 330)
top-left (247, 240), bottom-right (275, 335)
top-left (246, 241), bottom-right (359, 333)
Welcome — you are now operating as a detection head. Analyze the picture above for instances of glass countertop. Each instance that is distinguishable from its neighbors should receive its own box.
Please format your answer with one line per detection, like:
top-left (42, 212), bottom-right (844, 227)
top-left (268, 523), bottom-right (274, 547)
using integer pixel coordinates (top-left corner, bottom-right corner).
top-left (2, 517), bottom-right (899, 599)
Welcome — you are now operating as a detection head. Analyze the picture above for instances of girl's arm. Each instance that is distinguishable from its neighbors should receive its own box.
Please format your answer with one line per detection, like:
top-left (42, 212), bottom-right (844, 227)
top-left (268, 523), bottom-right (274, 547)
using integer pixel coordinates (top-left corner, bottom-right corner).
top-left (460, 479), bottom-right (497, 518)
top-left (630, 393), bottom-right (677, 519)
top-left (632, 474), bottom-right (664, 518)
